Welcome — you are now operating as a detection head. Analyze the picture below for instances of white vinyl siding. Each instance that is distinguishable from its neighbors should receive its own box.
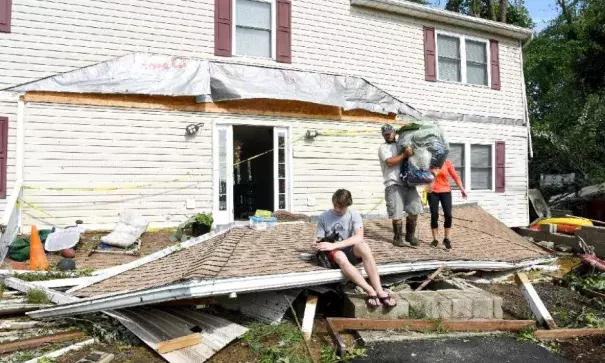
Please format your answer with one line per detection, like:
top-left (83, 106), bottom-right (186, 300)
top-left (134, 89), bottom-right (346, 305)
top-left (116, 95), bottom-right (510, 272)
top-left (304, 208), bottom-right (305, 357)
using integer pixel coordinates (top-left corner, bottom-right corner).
top-left (471, 144), bottom-right (493, 190)
top-left (234, 0), bottom-right (275, 58)
top-left (0, 0), bottom-right (525, 120)
top-left (436, 31), bottom-right (490, 86)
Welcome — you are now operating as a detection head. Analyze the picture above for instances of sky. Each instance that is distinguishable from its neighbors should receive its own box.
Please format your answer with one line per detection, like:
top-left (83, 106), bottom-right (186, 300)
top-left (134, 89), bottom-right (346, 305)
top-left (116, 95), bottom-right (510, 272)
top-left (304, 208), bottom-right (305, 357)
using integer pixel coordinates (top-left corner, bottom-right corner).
top-left (428, 0), bottom-right (560, 30)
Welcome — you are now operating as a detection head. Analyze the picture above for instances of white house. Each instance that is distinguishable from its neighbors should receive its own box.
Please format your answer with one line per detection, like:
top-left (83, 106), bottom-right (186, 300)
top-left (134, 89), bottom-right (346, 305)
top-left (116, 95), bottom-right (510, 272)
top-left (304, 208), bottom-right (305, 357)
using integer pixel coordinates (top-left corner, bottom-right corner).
top-left (0, 0), bottom-right (533, 257)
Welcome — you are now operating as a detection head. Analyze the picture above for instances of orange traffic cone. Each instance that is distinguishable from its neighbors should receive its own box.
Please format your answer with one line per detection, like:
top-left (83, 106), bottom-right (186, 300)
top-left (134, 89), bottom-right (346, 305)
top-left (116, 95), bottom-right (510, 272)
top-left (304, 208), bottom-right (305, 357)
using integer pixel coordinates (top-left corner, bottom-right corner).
top-left (29, 225), bottom-right (49, 271)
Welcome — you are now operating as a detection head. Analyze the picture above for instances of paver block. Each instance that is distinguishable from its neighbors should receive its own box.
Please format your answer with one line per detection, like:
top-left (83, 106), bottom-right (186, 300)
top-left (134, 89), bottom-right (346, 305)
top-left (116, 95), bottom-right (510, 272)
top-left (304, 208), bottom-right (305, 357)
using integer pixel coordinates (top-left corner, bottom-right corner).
top-left (464, 290), bottom-right (494, 319)
top-left (344, 294), bottom-right (410, 319)
top-left (439, 290), bottom-right (473, 319)
top-left (474, 288), bottom-right (504, 319)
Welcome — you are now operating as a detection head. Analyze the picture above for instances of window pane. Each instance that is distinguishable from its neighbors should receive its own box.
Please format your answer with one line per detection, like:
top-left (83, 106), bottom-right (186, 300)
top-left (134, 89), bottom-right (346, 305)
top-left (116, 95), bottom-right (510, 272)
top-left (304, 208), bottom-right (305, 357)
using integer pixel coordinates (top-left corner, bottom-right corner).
top-left (471, 168), bottom-right (492, 190)
top-left (438, 35), bottom-right (460, 59)
top-left (278, 147), bottom-right (285, 163)
top-left (467, 63), bottom-right (488, 85)
top-left (449, 143), bottom-right (465, 167)
top-left (279, 178), bottom-right (286, 193)
top-left (236, 0), bottom-right (271, 29)
top-left (448, 143), bottom-right (465, 187)
top-left (466, 40), bottom-right (487, 63)
top-left (278, 163), bottom-right (285, 178)
top-left (279, 194), bottom-right (286, 209)
top-left (438, 58), bottom-right (461, 82)
top-left (236, 27), bottom-right (271, 58)
top-left (471, 145), bottom-right (491, 167)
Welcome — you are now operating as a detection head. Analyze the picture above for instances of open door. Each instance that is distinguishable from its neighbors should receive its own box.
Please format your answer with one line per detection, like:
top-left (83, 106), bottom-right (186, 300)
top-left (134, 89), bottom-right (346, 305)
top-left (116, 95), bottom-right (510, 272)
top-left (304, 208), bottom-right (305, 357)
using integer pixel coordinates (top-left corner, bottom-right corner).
top-left (273, 127), bottom-right (291, 211)
top-left (213, 125), bottom-right (234, 225)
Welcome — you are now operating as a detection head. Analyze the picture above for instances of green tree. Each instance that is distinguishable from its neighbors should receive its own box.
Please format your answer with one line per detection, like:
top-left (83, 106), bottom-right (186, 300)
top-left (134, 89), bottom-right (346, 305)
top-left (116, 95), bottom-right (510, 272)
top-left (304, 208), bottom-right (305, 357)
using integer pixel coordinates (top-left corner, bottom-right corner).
top-left (443, 0), bottom-right (533, 28)
top-left (524, 0), bottom-right (605, 192)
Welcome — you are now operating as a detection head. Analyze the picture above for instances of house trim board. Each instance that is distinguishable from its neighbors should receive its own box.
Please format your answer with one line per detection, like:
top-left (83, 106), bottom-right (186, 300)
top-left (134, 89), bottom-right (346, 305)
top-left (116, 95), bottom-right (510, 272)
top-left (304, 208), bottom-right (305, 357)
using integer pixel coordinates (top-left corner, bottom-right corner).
top-left (30, 256), bottom-right (556, 319)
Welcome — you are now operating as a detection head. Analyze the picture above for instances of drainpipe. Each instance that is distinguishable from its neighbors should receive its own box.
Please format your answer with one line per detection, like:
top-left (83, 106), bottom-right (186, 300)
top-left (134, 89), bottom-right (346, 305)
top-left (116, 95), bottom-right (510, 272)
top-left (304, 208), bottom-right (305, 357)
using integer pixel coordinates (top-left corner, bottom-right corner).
top-left (519, 39), bottom-right (533, 159)
top-left (16, 97), bottom-right (25, 230)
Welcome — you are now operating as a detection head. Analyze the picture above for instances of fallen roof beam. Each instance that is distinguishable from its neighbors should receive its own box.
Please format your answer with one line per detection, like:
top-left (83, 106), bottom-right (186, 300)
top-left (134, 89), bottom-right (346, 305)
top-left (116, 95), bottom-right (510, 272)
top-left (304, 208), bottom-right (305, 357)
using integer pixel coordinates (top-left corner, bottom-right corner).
top-left (0, 304), bottom-right (52, 316)
top-left (0, 331), bottom-right (86, 354)
top-left (535, 328), bottom-right (605, 340)
top-left (28, 257), bottom-right (557, 319)
top-left (515, 272), bottom-right (557, 329)
top-left (22, 339), bottom-right (96, 363)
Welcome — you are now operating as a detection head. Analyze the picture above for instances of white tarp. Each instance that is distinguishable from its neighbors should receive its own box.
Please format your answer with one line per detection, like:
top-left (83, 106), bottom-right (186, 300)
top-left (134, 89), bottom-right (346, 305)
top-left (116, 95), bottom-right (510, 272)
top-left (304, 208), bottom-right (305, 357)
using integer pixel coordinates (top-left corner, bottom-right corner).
top-left (6, 53), bottom-right (422, 119)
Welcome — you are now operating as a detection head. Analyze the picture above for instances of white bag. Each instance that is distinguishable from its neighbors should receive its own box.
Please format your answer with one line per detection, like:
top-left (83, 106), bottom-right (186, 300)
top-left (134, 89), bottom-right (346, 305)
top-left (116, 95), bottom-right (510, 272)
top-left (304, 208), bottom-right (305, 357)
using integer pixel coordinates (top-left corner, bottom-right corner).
top-left (101, 211), bottom-right (149, 248)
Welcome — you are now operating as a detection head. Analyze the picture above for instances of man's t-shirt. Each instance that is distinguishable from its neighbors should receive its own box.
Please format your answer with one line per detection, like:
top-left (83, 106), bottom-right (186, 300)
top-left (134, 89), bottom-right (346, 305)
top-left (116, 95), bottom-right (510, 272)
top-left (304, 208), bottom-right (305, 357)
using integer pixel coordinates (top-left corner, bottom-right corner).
top-left (379, 142), bottom-right (403, 187)
top-left (316, 209), bottom-right (363, 241)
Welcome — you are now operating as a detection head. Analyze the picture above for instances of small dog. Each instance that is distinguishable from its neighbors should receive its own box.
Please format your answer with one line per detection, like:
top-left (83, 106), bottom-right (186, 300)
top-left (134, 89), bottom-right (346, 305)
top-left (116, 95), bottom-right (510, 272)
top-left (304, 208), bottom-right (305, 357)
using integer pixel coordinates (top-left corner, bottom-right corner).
top-left (316, 232), bottom-right (343, 269)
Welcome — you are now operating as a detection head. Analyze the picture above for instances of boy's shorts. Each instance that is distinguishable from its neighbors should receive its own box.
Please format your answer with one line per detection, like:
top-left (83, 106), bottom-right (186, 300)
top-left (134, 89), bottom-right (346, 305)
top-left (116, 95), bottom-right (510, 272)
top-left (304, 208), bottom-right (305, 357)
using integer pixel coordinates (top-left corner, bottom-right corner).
top-left (328, 246), bottom-right (361, 267)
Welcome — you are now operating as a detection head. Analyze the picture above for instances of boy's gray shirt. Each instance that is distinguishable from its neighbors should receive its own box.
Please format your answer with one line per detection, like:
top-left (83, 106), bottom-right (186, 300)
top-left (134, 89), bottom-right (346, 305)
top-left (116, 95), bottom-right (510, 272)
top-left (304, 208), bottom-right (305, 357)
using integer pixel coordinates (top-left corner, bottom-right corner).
top-left (316, 209), bottom-right (363, 241)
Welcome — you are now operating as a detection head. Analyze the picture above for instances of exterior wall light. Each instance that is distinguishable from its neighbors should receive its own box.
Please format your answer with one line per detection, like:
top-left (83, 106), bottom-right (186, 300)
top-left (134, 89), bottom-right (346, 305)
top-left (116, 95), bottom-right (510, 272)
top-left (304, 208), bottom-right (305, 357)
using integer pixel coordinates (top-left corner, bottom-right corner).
top-left (306, 129), bottom-right (318, 139)
top-left (186, 123), bottom-right (205, 136)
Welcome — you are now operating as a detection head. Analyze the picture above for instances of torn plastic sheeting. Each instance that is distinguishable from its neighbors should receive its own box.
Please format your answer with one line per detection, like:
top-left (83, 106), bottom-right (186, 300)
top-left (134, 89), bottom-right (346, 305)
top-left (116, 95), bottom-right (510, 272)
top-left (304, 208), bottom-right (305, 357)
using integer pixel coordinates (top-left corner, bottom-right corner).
top-left (6, 53), bottom-right (422, 119)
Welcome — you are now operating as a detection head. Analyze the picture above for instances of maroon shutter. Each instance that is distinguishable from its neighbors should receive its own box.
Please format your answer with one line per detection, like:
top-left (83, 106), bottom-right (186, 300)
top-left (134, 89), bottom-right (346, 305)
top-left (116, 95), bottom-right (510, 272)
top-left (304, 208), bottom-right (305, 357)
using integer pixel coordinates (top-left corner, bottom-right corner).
top-left (495, 141), bottom-right (505, 193)
top-left (0, 0), bottom-right (12, 33)
top-left (490, 40), bottom-right (501, 90)
top-left (276, 0), bottom-right (292, 63)
top-left (215, 0), bottom-right (232, 57)
top-left (0, 117), bottom-right (7, 199)
top-left (423, 27), bottom-right (436, 81)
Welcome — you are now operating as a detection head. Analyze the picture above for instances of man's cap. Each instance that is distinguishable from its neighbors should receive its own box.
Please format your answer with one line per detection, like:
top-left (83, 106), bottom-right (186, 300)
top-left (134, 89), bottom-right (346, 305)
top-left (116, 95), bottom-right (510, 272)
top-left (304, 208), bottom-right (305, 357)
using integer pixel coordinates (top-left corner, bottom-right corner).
top-left (381, 124), bottom-right (395, 134)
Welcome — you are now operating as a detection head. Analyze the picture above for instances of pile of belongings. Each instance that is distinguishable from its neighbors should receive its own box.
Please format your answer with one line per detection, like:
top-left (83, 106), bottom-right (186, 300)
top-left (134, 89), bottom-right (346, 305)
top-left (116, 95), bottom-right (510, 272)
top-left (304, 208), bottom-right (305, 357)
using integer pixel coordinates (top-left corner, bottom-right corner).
top-left (397, 123), bottom-right (449, 185)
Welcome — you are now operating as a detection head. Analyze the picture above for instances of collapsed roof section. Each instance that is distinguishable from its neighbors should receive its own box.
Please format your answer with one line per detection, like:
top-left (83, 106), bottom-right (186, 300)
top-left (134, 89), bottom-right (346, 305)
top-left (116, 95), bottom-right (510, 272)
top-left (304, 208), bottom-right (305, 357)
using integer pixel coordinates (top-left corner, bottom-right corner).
top-left (6, 53), bottom-right (422, 119)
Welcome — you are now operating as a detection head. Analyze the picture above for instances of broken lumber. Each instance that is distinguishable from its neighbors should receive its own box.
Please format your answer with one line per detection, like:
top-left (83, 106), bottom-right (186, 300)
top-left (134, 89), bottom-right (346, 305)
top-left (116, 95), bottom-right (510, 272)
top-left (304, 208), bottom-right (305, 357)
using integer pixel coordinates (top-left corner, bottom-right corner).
top-left (157, 333), bottom-right (202, 354)
top-left (415, 265), bottom-right (446, 292)
top-left (515, 272), bottom-right (557, 329)
top-left (301, 295), bottom-right (318, 341)
top-left (0, 320), bottom-right (42, 331)
top-left (329, 318), bottom-right (535, 332)
top-left (23, 338), bottom-right (96, 363)
top-left (0, 304), bottom-right (52, 316)
top-left (0, 331), bottom-right (86, 354)
top-left (4, 277), bottom-right (78, 305)
top-left (535, 328), bottom-right (605, 340)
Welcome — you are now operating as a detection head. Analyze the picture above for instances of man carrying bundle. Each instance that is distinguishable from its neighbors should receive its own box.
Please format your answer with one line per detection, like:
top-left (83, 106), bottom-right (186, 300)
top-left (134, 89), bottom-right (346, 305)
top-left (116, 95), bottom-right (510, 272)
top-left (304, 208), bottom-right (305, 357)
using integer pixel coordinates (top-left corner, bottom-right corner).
top-left (378, 124), bottom-right (423, 247)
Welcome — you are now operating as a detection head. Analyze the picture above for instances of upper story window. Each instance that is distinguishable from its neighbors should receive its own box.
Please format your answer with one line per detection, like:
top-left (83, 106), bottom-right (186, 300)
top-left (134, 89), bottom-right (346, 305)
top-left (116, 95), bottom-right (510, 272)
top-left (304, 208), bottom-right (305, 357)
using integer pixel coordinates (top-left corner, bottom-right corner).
top-left (215, 0), bottom-right (291, 63)
top-left (436, 32), bottom-right (489, 86)
top-left (234, 0), bottom-right (275, 58)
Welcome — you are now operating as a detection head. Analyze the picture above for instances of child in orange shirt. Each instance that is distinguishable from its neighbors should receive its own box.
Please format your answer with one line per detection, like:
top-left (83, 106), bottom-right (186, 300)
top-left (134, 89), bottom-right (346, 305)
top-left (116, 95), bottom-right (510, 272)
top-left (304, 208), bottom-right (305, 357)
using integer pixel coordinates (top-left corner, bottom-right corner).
top-left (428, 159), bottom-right (467, 249)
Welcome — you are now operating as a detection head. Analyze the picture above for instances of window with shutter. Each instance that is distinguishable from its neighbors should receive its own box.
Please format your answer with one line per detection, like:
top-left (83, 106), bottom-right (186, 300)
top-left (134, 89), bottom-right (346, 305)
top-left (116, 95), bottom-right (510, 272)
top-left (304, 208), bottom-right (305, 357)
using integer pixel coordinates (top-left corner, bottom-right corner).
top-left (0, 116), bottom-right (7, 199)
top-left (432, 30), bottom-right (493, 88)
top-left (423, 27), bottom-right (436, 81)
top-left (449, 143), bottom-right (465, 188)
top-left (0, 0), bottom-right (12, 33)
top-left (470, 144), bottom-right (493, 190)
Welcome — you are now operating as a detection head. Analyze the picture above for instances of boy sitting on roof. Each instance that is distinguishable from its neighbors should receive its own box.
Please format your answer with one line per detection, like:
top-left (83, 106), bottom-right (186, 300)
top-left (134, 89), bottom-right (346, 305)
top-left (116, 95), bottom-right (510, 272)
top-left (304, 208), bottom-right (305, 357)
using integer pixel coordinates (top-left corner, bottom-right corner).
top-left (313, 189), bottom-right (397, 309)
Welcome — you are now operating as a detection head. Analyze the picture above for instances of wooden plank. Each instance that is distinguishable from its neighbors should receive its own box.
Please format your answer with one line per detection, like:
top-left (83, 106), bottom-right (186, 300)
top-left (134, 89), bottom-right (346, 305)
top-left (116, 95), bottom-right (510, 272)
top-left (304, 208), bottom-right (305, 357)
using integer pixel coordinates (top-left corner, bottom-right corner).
top-left (515, 272), bottom-right (557, 329)
top-left (329, 318), bottom-right (535, 332)
top-left (301, 295), bottom-right (318, 341)
top-left (157, 333), bottom-right (202, 354)
top-left (4, 277), bottom-right (78, 305)
top-left (0, 331), bottom-right (86, 354)
top-left (23, 93), bottom-right (394, 123)
top-left (325, 318), bottom-right (346, 356)
top-left (0, 320), bottom-right (42, 331)
top-left (535, 328), bottom-right (605, 340)
top-left (414, 265), bottom-right (445, 292)
top-left (23, 339), bottom-right (96, 363)
top-left (0, 304), bottom-right (52, 316)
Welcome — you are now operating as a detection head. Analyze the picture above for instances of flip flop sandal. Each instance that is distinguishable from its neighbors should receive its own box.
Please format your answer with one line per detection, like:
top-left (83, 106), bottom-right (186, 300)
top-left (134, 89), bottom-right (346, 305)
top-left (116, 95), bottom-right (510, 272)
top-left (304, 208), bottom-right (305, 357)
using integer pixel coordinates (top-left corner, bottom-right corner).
top-left (378, 294), bottom-right (397, 308)
top-left (366, 295), bottom-right (380, 309)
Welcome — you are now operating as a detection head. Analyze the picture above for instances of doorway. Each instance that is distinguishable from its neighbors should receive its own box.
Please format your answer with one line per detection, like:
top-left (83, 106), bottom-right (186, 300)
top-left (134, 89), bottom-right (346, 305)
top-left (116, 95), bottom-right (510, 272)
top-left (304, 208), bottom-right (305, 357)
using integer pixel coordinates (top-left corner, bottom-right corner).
top-left (213, 124), bottom-right (292, 225)
top-left (233, 125), bottom-right (273, 220)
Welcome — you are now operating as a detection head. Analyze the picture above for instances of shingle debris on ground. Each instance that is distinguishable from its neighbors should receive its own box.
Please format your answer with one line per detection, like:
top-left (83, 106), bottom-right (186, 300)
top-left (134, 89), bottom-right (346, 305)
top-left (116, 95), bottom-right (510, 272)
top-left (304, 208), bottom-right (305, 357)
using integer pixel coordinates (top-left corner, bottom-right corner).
top-left (75, 205), bottom-right (550, 298)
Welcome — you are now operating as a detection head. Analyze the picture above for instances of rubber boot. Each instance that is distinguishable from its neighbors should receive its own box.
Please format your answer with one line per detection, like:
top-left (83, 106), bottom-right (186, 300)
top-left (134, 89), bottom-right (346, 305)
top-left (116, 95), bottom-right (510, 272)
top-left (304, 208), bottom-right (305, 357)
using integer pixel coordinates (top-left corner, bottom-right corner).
top-left (405, 217), bottom-right (420, 246)
top-left (392, 220), bottom-right (405, 247)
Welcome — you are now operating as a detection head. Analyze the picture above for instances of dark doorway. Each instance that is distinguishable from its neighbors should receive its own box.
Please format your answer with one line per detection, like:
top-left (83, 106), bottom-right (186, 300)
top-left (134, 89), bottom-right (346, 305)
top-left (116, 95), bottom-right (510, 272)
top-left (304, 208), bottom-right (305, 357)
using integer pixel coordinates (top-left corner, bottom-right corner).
top-left (233, 125), bottom-right (274, 220)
